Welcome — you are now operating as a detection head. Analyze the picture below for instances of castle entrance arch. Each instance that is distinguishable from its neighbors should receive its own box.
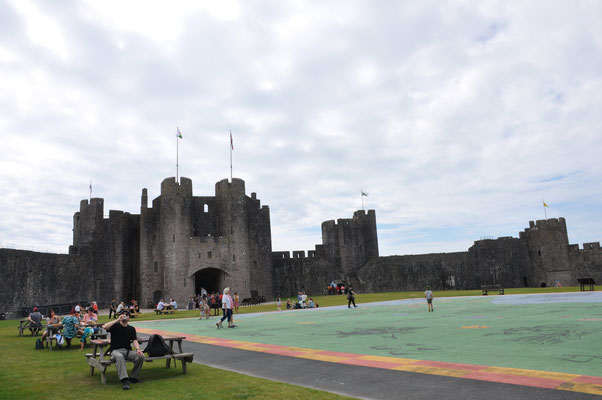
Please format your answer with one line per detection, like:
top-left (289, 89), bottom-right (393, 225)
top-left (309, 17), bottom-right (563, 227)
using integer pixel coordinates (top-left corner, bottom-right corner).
top-left (193, 268), bottom-right (227, 295)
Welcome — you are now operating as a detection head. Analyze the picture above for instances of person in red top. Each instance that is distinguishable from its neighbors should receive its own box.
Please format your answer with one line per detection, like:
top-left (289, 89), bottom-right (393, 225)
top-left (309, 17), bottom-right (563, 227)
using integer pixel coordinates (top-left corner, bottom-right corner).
top-left (92, 301), bottom-right (98, 314)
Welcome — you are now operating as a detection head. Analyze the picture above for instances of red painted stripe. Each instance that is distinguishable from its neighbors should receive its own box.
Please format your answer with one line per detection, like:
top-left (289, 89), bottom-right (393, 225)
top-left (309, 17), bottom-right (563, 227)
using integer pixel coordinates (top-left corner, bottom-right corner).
top-left (463, 371), bottom-right (560, 389)
top-left (572, 375), bottom-right (602, 385)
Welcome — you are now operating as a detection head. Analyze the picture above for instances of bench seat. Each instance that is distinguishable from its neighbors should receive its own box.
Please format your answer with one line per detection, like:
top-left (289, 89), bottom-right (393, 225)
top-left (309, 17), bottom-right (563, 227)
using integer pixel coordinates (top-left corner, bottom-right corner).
top-left (154, 309), bottom-right (176, 315)
top-left (481, 284), bottom-right (504, 295)
top-left (86, 352), bottom-right (194, 384)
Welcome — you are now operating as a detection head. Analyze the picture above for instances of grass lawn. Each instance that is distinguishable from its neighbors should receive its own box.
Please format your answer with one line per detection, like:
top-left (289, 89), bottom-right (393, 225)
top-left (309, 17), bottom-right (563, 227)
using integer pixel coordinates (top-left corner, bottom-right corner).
top-left (0, 319), bottom-right (355, 399)
top-left (0, 286), bottom-right (583, 399)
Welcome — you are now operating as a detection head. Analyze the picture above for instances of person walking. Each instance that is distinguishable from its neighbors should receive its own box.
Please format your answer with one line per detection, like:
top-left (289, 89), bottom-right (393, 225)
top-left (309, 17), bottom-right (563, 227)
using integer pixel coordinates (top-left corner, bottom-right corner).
top-left (216, 288), bottom-right (234, 329)
top-left (233, 291), bottom-right (240, 313)
top-left (347, 286), bottom-right (358, 308)
top-left (425, 286), bottom-right (434, 312)
top-left (109, 298), bottom-right (117, 319)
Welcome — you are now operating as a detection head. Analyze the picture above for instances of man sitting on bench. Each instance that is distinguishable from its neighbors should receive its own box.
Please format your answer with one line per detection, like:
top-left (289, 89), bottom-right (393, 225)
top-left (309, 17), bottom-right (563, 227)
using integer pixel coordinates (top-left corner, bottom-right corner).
top-left (103, 310), bottom-right (145, 390)
top-left (27, 307), bottom-right (43, 335)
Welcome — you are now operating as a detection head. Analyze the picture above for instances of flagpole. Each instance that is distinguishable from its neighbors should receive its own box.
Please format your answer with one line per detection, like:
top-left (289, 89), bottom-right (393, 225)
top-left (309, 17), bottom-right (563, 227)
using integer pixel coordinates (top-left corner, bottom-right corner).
top-left (230, 130), bottom-right (233, 182)
top-left (89, 181), bottom-right (92, 201)
top-left (176, 128), bottom-right (179, 184)
top-left (361, 191), bottom-right (364, 210)
top-left (543, 199), bottom-right (547, 220)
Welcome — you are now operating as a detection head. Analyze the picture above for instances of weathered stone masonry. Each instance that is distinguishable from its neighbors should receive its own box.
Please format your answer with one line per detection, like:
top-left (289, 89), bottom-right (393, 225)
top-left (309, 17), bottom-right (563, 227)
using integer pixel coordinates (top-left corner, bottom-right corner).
top-left (1, 176), bottom-right (601, 318)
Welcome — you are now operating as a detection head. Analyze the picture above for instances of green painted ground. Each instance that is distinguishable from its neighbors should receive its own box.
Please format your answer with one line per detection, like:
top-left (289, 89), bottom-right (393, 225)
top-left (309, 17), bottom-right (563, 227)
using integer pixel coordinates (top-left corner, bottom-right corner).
top-left (134, 295), bottom-right (602, 377)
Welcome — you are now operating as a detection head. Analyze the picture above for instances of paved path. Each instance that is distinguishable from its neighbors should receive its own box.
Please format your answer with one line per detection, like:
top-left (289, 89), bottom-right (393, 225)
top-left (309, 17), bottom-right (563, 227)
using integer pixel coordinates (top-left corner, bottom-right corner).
top-left (133, 293), bottom-right (602, 399)
top-left (181, 339), bottom-right (599, 400)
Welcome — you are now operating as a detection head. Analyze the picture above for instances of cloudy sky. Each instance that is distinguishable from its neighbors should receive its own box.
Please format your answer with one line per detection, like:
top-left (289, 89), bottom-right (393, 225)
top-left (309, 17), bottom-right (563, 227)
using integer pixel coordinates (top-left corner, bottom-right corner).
top-left (1, 0), bottom-right (601, 256)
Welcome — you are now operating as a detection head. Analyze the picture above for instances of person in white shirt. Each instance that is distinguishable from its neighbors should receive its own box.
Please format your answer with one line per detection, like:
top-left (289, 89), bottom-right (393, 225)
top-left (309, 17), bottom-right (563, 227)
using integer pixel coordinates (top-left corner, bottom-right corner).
top-left (216, 288), bottom-right (234, 328)
top-left (169, 298), bottom-right (177, 309)
top-left (157, 300), bottom-right (165, 310)
top-left (300, 293), bottom-right (307, 308)
top-left (425, 286), bottom-right (434, 312)
top-left (115, 301), bottom-right (124, 317)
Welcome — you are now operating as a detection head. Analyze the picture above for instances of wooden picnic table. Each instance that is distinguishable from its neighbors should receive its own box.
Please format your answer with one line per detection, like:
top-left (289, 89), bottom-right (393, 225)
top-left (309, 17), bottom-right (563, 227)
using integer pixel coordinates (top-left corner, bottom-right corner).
top-left (44, 322), bottom-right (107, 350)
top-left (90, 335), bottom-right (185, 358)
top-left (86, 335), bottom-right (192, 384)
top-left (154, 305), bottom-right (176, 315)
top-left (18, 319), bottom-right (46, 336)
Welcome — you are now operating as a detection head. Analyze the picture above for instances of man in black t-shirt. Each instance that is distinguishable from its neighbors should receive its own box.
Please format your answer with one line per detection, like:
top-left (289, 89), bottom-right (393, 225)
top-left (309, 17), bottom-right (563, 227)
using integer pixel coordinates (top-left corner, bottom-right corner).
top-left (103, 310), bottom-right (144, 390)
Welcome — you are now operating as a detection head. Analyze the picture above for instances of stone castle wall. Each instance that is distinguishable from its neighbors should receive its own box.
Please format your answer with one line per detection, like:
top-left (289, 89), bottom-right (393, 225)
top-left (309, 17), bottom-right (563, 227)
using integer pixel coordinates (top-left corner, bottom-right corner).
top-left (0, 249), bottom-right (93, 316)
top-left (2, 175), bottom-right (601, 318)
top-left (272, 251), bottom-right (341, 297)
top-left (355, 252), bottom-right (471, 292)
top-left (137, 177), bottom-right (273, 307)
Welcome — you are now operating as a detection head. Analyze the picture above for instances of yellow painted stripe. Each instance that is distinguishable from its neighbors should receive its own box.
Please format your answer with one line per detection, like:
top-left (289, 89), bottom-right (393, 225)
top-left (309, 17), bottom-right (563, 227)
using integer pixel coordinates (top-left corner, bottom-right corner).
top-left (298, 354), bottom-right (349, 363)
top-left (556, 382), bottom-right (602, 395)
top-left (484, 366), bottom-right (577, 381)
top-left (393, 364), bottom-right (472, 378)
top-left (358, 355), bottom-right (418, 364)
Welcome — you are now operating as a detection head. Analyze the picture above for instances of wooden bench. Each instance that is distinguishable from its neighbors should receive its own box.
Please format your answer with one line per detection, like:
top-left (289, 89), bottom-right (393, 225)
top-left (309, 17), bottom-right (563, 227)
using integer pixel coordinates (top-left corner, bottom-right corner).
top-left (86, 352), bottom-right (194, 384)
top-left (86, 335), bottom-right (192, 384)
top-left (578, 277), bottom-right (595, 291)
top-left (154, 308), bottom-right (175, 315)
top-left (481, 284), bottom-right (504, 295)
top-left (241, 297), bottom-right (262, 306)
top-left (18, 320), bottom-right (46, 336)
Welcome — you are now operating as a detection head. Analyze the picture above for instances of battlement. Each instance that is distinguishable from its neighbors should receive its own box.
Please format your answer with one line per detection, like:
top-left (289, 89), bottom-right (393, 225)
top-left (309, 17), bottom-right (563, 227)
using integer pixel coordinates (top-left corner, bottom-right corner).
top-left (79, 198), bottom-right (104, 213)
top-left (161, 177), bottom-right (192, 197)
top-left (353, 209), bottom-right (376, 220)
top-left (272, 250), bottom-right (317, 259)
top-left (582, 242), bottom-right (601, 251)
top-left (525, 217), bottom-right (566, 231)
top-left (215, 178), bottom-right (245, 197)
top-left (473, 236), bottom-right (515, 246)
top-left (322, 209), bottom-right (376, 228)
top-left (273, 251), bottom-right (291, 259)
top-left (109, 210), bottom-right (123, 218)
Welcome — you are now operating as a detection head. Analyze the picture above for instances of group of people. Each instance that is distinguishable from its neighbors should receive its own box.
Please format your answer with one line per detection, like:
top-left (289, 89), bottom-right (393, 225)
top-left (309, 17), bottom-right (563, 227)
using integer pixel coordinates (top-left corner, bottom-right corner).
top-left (327, 284), bottom-right (347, 295)
top-left (29, 302), bottom-right (102, 350)
top-left (109, 299), bottom-right (139, 318)
top-left (190, 291), bottom-right (241, 317)
top-left (280, 291), bottom-right (320, 310)
top-left (156, 298), bottom-right (177, 311)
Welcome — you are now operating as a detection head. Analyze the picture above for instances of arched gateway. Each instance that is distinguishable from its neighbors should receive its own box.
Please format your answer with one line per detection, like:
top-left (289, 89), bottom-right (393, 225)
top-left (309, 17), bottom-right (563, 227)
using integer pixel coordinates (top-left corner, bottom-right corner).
top-left (193, 268), bottom-right (227, 295)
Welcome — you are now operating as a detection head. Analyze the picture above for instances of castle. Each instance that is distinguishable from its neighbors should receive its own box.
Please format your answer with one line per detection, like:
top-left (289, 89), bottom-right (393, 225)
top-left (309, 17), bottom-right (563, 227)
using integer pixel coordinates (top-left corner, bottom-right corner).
top-left (1, 176), bottom-right (600, 318)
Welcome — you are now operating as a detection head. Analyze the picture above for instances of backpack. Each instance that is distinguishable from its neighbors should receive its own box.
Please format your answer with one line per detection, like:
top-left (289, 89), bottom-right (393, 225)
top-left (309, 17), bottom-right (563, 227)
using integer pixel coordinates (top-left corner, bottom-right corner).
top-left (55, 334), bottom-right (65, 347)
top-left (143, 334), bottom-right (174, 357)
top-left (35, 338), bottom-right (44, 350)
